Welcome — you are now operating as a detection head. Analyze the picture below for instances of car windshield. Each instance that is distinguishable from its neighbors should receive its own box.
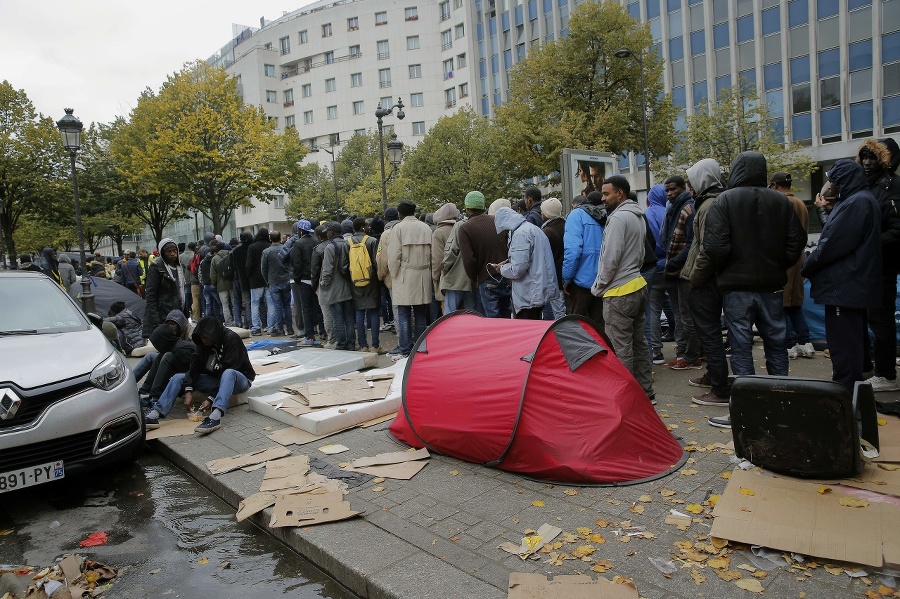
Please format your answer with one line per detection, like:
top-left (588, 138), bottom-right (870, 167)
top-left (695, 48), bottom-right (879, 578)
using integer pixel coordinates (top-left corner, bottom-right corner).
top-left (0, 276), bottom-right (89, 334)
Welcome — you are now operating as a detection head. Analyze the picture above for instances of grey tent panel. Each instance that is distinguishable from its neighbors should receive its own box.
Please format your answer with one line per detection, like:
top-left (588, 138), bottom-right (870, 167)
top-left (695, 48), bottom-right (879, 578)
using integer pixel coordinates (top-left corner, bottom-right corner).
top-left (552, 320), bottom-right (606, 371)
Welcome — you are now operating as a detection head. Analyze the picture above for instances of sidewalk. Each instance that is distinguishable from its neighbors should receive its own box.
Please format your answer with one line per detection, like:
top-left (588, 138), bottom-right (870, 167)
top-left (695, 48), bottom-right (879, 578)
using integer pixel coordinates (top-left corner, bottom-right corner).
top-left (146, 339), bottom-right (895, 599)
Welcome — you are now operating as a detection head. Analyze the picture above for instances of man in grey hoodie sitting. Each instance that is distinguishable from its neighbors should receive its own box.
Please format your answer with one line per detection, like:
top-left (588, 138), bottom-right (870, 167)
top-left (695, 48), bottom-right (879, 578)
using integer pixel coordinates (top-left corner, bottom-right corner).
top-left (591, 175), bottom-right (656, 404)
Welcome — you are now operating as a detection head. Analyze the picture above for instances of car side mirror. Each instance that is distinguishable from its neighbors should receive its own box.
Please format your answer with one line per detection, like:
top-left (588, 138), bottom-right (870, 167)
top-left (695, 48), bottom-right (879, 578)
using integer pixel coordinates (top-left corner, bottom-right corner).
top-left (86, 313), bottom-right (104, 328)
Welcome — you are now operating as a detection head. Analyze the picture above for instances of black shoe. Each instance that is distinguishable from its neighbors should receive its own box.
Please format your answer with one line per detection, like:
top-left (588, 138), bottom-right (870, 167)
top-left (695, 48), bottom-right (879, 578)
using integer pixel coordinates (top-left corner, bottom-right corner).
top-left (144, 416), bottom-right (160, 430)
top-left (708, 415), bottom-right (732, 429)
top-left (194, 417), bottom-right (221, 435)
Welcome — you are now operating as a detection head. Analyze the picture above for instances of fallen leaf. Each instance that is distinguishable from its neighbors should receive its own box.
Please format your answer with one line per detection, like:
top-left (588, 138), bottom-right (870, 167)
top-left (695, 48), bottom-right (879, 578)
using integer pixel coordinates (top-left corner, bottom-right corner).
top-left (737, 564), bottom-right (757, 573)
top-left (683, 419), bottom-right (695, 424)
top-left (685, 503), bottom-right (704, 514)
top-left (710, 537), bottom-right (728, 550)
top-left (721, 472), bottom-right (732, 479)
top-left (532, 500), bottom-right (545, 507)
top-left (449, 470), bottom-right (459, 476)
top-left (735, 578), bottom-right (764, 593)
top-left (638, 494), bottom-right (652, 503)
top-left (865, 590), bottom-right (884, 599)
top-left (708, 557), bottom-right (730, 570)
top-left (817, 486), bottom-right (832, 494)
top-left (592, 559), bottom-right (614, 573)
top-left (681, 469), bottom-right (698, 476)
top-left (372, 477), bottom-right (385, 484)
top-left (690, 569), bottom-right (706, 585)
top-left (595, 518), bottom-right (610, 528)
top-left (877, 418), bottom-right (887, 426)
top-left (198, 557), bottom-right (209, 565)
top-left (739, 487), bottom-right (755, 496)
top-left (751, 571), bottom-right (767, 579)
top-left (682, 549), bottom-right (709, 562)
top-left (660, 489), bottom-right (677, 497)
top-left (589, 533), bottom-right (606, 544)
top-left (708, 494), bottom-right (721, 506)
top-left (675, 540), bottom-right (694, 550)
top-left (617, 535), bottom-right (631, 543)
top-left (838, 496), bottom-right (869, 508)
top-left (877, 463), bottom-right (900, 471)
top-left (878, 585), bottom-right (896, 595)
top-left (716, 570), bottom-right (743, 581)
top-left (824, 566), bottom-right (844, 575)
top-left (630, 504), bottom-right (644, 515)
top-left (563, 489), bottom-right (579, 496)
top-left (373, 486), bottom-right (385, 492)
top-left (572, 545), bottom-right (596, 558)
top-left (576, 527), bottom-right (593, 536)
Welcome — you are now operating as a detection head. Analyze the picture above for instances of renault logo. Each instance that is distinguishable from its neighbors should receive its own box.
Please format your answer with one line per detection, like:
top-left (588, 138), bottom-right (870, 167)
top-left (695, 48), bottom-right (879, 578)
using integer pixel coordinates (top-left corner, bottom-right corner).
top-left (0, 388), bottom-right (22, 421)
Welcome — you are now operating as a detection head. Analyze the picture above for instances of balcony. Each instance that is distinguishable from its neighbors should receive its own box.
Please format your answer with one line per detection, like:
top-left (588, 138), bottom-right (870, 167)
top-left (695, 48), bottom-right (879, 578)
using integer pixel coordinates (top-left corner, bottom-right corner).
top-left (440, 12), bottom-right (451, 21)
top-left (348, 25), bottom-right (359, 31)
top-left (280, 53), bottom-right (361, 79)
top-left (378, 52), bottom-right (390, 60)
top-left (380, 81), bottom-right (392, 88)
top-left (446, 100), bottom-right (457, 108)
top-left (442, 42), bottom-right (453, 51)
top-left (405, 15), bottom-right (418, 21)
top-left (283, 100), bottom-right (294, 108)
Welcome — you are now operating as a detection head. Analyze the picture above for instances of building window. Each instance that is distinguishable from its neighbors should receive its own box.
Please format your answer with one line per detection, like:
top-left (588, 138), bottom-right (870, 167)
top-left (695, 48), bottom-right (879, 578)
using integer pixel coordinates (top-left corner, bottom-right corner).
top-left (350, 44), bottom-right (361, 58)
top-left (284, 89), bottom-right (294, 105)
top-left (443, 58), bottom-right (454, 78)
top-left (820, 107), bottom-right (842, 138)
top-left (325, 51), bottom-right (335, 64)
top-left (411, 92), bottom-right (424, 106)
top-left (441, 1), bottom-right (451, 20)
top-left (820, 77), bottom-right (841, 108)
top-left (454, 0), bottom-right (462, 8)
top-left (327, 106), bottom-right (338, 120)
top-left (790, 55), bottom-right (810, 84)
top-left (380, 96), bottom-right (393, 110)
top-left (456, 23), bottom-right (465, 38)
top-left (266, 90), bottom-right (277, 103)
top-left (377, 40), bottom-right (390, 60)
top-left (353, 100), bottom-right (364, 115)
top-left (325, 78), bottom-right (336, 92)
top-left (274, 195), bottom-right (285, 208)
top-left (379, 68), bottom-right (392, 87)
top-left (713, 23), bottom-right (728, 49)
top-left (407, 35), bottom-right (420, 50)
top-left (329, 133), bottom-right (340, 146)
top-left (355, 128), bottom-right (367, 136)
top-left (268, 116), bottom-right (278, 127)
top-left (280, 36), bottom-right (291, 55)
top-left (459, 82), bottom-right (469, 97)
top-left (818, 0), bottom-right (839, 20)
top-left (457, 53), bottom-right (467, 67)
top-left (763, 62), bottom-right (782, 90)
top-left (302, 84), bottom-right (312, 97)
top-left (351, 72), bottom-right (363, 87)
top-left (412, 121), bottom-right (426, 135)
top-left (299, 30), bottom-right (308, 44)
top-left (285, 115), bottom-right (295, 128)
top-left (405, 6), bottom-right (419, 20)
top-left (348, 16), bottom-right (359, 30)
top-left (669, 36), bottom-right (684, 61)
top-left (442, 30), bottom-right (453, 50)
top-left (264, 64), bottom-right (275, 77)
top-left (322, 23), bottom-right (332, 37)
top-left (384, 124), bottom-right (394, 136)
top-left (690, 30), bottom-right (705, 55)
top-left (792, 113), bottom-right (812, 141)
top-left (788, 0), bottom-right (808, 28)
top-left (761, 7), bottom-right (780, 36)
top-left (737, 15), bottom-right (754, 42)
top-left (445, 88), bottom-right (457, 107)
top-left (376, 11), bottom-right (388, 25)
top-left (304, 111), bottom-right (313, 124)
top-left (409, 64), bottom-right (422, 78)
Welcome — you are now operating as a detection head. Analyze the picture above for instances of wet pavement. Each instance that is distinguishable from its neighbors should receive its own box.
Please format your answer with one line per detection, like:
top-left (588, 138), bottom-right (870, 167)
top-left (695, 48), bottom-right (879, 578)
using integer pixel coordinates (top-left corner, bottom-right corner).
top-left (0, 452), bottom-right (353, 598)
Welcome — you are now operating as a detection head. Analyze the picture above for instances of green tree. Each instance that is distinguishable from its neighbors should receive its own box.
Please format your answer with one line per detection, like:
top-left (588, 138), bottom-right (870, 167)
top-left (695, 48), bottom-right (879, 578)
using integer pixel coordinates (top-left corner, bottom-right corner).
top-left (493, 1), bottom-right (677, 183)
top-left (656, 80), bottom-right (819, 183)
top-left (402, 107), bottom-right (521, 211)
top-left (113, 61), bottom-right (309, 237)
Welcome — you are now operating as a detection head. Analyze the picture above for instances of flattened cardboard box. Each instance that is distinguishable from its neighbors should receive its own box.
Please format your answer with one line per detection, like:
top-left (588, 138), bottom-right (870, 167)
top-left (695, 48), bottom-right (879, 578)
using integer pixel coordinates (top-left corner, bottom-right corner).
top-left (269, 490), bottom-right (359, 527)
top-left (876, 415), bottom-right (900, 462)
top-left (507, 573), bottom-right (638, 599)
top-left (711, 469), bottom-right (900, 567)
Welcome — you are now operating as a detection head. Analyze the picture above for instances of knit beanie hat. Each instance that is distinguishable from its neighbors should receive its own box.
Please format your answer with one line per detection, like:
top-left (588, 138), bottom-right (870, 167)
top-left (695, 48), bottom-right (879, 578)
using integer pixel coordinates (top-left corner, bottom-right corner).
top-left (464, 191), bottom-right (486, 209)
top-left (488, 198), bottom-right (511, 215)
top-left (540, 198), bottom-right (562, 218)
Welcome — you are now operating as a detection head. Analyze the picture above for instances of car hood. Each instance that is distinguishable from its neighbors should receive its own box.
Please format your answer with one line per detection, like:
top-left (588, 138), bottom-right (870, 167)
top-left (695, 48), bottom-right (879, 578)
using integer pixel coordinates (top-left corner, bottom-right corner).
top-left (0, 328), bottom-right (112, 390)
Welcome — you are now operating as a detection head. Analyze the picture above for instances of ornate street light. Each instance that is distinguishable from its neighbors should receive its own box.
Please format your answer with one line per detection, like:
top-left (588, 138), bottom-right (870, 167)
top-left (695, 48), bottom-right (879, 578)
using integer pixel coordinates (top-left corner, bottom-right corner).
top-left (375, 98), bottom-right (405, 212)
top-left (614, 48), bottom-right (652, 194)
top-left (56, 108), bottom-right (96, 314)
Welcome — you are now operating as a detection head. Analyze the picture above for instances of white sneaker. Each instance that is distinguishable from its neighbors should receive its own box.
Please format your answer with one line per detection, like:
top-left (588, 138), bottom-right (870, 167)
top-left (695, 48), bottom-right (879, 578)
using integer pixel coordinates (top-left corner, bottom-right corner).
top-left (797, 342), bottom-right (815, 358)
top-left (787, 345), bottom-right (799, 360)
top-left (865, 375), bottom-right (900, 392)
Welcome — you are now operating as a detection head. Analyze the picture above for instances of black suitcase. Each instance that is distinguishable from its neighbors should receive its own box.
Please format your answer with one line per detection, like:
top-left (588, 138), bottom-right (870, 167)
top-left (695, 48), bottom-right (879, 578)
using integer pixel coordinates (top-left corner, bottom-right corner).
top-left (730, 376), bottom-right (879, 479)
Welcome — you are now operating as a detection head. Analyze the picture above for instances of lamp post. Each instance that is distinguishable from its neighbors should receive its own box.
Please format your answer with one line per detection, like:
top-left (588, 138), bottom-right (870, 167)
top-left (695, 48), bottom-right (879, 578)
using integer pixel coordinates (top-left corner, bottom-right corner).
top-left (57, 109), bottom-right (96, 314)
top-left (313, 144), bottom-right (340, 216)
top-left (375, 98), bottom-right (405, 212)
top-left (614, 48), bottom-right (652, 194)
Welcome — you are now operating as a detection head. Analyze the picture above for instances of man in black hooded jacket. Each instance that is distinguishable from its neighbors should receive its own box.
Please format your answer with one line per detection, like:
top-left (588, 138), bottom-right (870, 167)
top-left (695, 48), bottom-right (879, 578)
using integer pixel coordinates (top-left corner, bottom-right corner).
top-left (246, 229), bottom-right (271, 335)
top-left (143, 316), bottom-right (255, 435)
top-left (131, 310), bottom-right (195, 407)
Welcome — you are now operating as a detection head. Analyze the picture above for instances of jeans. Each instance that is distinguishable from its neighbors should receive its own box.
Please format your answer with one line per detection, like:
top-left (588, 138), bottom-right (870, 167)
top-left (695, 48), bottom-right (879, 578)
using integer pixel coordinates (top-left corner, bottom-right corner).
top-left (151, 370), bottom-right (251, 417)
top-left (866, 275), bottom-right (896, 379)
top-left (648, 276), bottom-right (681, 356)
top-left (443, 289), bottom-right (476, 314)
top-left (132, 352), bottom-right (158, 384)
top-left (670, 278), bottom-right (701, 362)
top-left (290, 281), bottom-right (305, 335)
top-left (191, 284), bottom-right (202, 322)
top-left (784, 305), bottom-right (811, 346)
top-left (298, 281), bottom-right (324, 339)
top-left (689, 285), bottom-right (731, 398)
top-left (218, 290), bottom-right (234, 326)
top-left (603, 288), bottom-right (654, 397)
top-left (380, 286), bottom-right (394, 323)
top-left (250, 287), bottom-right (267, 331)
top-left (542, 291), bottom-right (565, 320)
top-left (136, 351), bottom-right (191, 398)
top-left (203, 284), bottom-right (223, 321)
top-left (268, 282), bottom-right (293, 333)
top-left (478, 278), bottom-right (512, 319)
top-left (722, 290), bottom-right (788, 377)
top-left (238, 283), bottom-right (252, 329)
top-left (827, 305), bottom-right (868, 390)
top-left (229, 285), bottom-right (242, 328)
top-left (183, 287), bottom-right (192, 319)
top-left (329, 300), bottom-right (356, 350)
top-left (356, 307), bottom-right (381, 348)
top-left (396, 304), bottom-right (429, 354)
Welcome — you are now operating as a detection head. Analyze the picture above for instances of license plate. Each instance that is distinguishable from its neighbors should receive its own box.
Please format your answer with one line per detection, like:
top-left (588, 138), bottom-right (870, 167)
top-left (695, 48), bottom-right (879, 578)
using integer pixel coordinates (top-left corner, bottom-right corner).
top-left (0, 461), bottom-right (64, 493)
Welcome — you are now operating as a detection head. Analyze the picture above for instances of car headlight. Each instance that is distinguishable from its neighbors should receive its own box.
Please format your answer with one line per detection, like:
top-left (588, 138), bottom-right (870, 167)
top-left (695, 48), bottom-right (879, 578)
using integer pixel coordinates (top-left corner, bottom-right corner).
top-left (91, 352), bottom-right (127, 391)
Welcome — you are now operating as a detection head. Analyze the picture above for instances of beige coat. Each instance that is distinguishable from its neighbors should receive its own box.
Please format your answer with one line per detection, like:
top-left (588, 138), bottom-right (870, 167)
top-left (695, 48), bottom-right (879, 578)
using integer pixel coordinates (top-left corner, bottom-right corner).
top-left (376, 221), bottom-right (399, 288)
top-left (388, 216), bottom-right (434, 306)
top-left (783, 192), bottom-right (809, 307)
top-left (431, 220), bottom-right (455, 301)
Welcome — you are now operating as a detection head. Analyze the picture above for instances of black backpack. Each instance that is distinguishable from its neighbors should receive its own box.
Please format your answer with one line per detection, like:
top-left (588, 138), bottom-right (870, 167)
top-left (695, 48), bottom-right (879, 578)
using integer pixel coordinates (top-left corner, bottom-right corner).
top-left (218, 252), bottom-right (235, 280)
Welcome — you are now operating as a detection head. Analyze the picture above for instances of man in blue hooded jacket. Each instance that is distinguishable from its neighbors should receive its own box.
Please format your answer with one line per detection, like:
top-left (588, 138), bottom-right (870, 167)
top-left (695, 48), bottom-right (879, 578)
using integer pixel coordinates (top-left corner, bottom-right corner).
top-left (562, 190), bottom-right (607, 324)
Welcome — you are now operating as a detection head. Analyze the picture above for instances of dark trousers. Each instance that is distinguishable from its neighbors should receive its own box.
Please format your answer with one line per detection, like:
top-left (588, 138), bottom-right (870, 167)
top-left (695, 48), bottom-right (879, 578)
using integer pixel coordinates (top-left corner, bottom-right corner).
top-left (515, 306), bottom-right (544, 320)
top-left (689, 284), bottom-right (731, 397)
top-left (329, 300), bottom-right (356, 351)
top-left (784, 305), bottom-right (811, 345)
top-left (671, 278), bottom-right (701, 362)
top-left (826, 305), bottom-right (867, 390)
top-left (298, 281), bottom-right (324, 339)
top-left (866, 275), bottom-right (897, 379)
top-left (290, 281), bottom-right (305, 335)
top-left (139, 352), bottom-right (190, 398)
top-left (380, 286), bottom-right (394, 323)
top-left (567, 284), bottom-right (604, 329)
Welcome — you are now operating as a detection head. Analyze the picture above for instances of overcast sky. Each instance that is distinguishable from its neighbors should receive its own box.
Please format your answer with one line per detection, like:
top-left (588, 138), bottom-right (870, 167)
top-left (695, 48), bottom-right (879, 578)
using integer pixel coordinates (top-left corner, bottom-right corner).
top-left (1, 0), bottom-right (316, 125)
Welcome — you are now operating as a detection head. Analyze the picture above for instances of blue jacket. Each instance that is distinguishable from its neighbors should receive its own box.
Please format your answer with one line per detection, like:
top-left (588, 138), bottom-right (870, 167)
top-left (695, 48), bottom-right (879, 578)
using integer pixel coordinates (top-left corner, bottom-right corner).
top-left (801, 159), bottom-right (882, 308)
top-left (495, 208), bottom-right (560, 312)
top-left (561, 203), bottom-right (607, 289)
top-left (645, 185), bottom-right (667, 246)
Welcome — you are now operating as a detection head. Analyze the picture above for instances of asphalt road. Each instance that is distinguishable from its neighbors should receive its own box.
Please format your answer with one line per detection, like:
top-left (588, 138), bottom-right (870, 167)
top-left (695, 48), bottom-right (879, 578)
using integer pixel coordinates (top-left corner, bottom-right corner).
top-left (0, 451), bottom-right (354, 598)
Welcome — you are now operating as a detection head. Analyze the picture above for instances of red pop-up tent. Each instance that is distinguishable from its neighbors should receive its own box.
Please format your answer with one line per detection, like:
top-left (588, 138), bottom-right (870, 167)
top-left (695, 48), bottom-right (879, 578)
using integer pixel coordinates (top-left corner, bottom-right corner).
top-left (389, 313), bottom-right (687, 484)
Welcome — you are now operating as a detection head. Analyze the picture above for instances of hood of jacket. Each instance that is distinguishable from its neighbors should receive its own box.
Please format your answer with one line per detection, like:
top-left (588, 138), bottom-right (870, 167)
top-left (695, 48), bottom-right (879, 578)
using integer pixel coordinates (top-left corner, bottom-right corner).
top-left (433, 202), bottom-right (460, 223)
top-left (254, 229), bottom-right (269, 242)
top-left (727, 152), bottom-right (768, 189)
top-left (158, 237), bottom-right (177, 254)
top-left (879, 137), bottom-right (900, 174)
top-left (613, 199), bottom-right (644, 218)
top-left (647, 184), bottom-right (667, 208)
top-left (828, 158), bottom-right (869, 200)
top-left (191, 315), bottom-right (226, 345)
top-left (58, 253), bottom-right (71, 264)
top-left (493, 207), bottom-right (526, 233)
top-left (857, 139), bottom-right (893, 172)
top-left (240, 231), bottom-right (253, 244)
top-left (687, 158), bottom-right (724, 198)
top-left (164, 309), bottom-right (189, 337)
top-left (579, 203), bottom-right (608, 226)
top-left (41, 248), bottom-right (58, 269)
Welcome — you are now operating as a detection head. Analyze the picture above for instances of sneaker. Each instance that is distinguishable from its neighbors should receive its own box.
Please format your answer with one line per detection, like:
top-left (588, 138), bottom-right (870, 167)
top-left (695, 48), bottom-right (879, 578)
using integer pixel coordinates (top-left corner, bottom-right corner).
top-left (692, 391), bottom-right (730, 406)
top-left (648, 394), bottom-right (657, 405)
top-left (285, 329), bottom-right (295, 337)
top-left (652, 352), bottom-right (665, 365)
top-left (299, 338), bottom-right (318, 346)
top-left (371, 346), bottom-right (388, 354)
top-left (380, 322), bottom-right (395, 332)
top-left (390, 353), bottom-right (409, 362)
top-left (359, 346), bottom-right (370, 353)
top-left (250, 329), bottom-right (262, 336)
top-left (144, 415), bottom-right (160, 430)
top-left (291, 331), bottom-right (305, 339)
top-left (670, 358), bottom-right (702, 370)
top-left (797, 342), bottom-right (816, 358)
top-left (823, 348), bottom-right (830, 358)
top-left (708, 415), bottom-right (732, 429)
top-left (688, 373), bottom-right (712, 388)
top-left (194, 417), bottom-right (221, 435)
top-left (787, 344), bottom-right (799, 360)
top-left (865, 375), bottom-right (900, 392)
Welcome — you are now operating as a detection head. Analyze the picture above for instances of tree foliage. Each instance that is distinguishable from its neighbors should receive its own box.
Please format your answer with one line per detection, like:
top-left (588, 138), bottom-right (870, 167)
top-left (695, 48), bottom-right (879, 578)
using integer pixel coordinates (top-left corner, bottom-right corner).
top-left (113, 60), bottom-right (309, 236)
top-left (493, 1), bottom-right (677, 182)
top-left (656, 80), bottom-right (819, 183)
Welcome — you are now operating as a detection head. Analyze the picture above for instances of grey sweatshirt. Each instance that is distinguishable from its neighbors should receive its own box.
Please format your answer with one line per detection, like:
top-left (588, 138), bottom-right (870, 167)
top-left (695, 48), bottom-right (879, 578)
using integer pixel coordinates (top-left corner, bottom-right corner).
top-left (591, 200), bottom-right (647, 297)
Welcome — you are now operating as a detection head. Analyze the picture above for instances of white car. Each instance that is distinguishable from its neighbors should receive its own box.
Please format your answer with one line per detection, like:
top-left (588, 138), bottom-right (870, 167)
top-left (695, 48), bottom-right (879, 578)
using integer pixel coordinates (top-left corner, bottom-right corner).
top-left (0, 271), bottom-right (144, 493)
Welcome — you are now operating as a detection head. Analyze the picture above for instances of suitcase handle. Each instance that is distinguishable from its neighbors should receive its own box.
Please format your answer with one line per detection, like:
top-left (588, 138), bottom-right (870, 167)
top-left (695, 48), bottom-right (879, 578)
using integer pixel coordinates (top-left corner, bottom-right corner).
top-left (853, 381), bottom-right (879, 453)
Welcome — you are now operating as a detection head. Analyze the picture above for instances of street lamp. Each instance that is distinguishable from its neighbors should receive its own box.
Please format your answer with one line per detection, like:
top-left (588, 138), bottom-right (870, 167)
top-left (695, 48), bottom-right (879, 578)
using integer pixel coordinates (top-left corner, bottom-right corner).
top-left (312, 144), bottom-right (340, 216)
top-left (375, 98), bottom-right (405, 212)
top-left (56, 108), bottom-right (96, 315)
top-left (614, 48), bottom-right (652, 194)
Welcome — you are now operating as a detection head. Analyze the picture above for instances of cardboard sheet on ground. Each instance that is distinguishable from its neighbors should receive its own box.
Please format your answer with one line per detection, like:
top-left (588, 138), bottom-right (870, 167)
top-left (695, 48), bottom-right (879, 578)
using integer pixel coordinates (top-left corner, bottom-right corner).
top-left (253, 361), bottom-right (299, 375)
top-left (711, 469), bottom-right (900, 567)
top-left (341, 460), bottom-right (428, 480)
top-left (207, 446), bottom-right (292, 475)
top-left (145, 418), bottom-right (198, 440)
top-left (876, 416), bottom-right (900, 463)
top-left (269, 490), bottom-right (359, 527)
top-left (267, 426), bottom-right (352, 447)
top-left (507, 573), bottom-right (638, 599)
top-left (59, 554), bottom-right (83, 583)
top-left (259, 455), bottom-right (312, 491)
top-left (816, 462), bottom-right (900, 497)
top-left (351, 448), bottom-right (429, 468)
top-left (498, 523), bottom-right (562, 559)
top-left (286, 373), bottom-right (394, 408)
top-left (237, 479), bottom-right (345, 522)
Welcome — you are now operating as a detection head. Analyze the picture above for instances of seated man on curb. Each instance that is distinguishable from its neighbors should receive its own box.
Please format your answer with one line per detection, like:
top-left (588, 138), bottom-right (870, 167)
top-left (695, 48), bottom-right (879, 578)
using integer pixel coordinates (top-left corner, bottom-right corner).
top-left (131, 310), bottom-right (195, 409)
top-left (144, 315), bottom-right (256, 435)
